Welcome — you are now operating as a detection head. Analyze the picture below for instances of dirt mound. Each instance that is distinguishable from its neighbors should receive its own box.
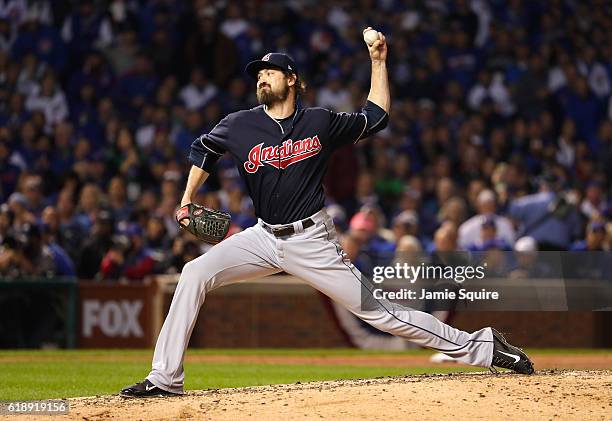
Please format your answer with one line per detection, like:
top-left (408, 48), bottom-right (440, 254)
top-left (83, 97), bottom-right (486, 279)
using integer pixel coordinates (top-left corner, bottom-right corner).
top-left (25, 370), bottom-right (611, 421)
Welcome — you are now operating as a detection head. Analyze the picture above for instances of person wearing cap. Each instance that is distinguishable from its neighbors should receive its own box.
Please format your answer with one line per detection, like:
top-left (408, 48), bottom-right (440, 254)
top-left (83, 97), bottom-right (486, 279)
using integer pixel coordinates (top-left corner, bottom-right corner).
top-left (123, 26), bottom-right (534, 398)
top-left (465, 215), bottom-right (512, 252)
top-left (458, 189), bottom-right (515, 250)
top-left (99, 221), bottom-right (155, 281)
top-left (391, 210), bottom-right (419, 243)
top-left (349, 209), bottom-right (395, 266)
top-left (509, 236), bottom-right (553, 279)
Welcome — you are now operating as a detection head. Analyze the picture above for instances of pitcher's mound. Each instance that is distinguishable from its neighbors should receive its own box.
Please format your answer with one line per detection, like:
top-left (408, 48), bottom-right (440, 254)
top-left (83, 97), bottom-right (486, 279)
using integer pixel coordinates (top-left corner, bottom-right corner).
top-left (63, 370), bottom-right (611, 420)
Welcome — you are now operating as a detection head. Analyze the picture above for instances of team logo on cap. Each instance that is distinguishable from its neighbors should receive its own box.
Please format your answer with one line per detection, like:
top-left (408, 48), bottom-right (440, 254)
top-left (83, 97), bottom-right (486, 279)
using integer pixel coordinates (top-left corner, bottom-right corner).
top-left (244, 136), bottom-right (322, 173)
top-left (262, 53), bottom-right (271, 61)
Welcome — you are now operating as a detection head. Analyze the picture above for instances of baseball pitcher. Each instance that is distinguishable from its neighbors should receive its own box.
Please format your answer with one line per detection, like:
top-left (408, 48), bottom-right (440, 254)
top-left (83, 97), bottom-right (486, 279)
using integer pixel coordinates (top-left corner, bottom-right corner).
top-left (121, 28), bottom-right (533, 398)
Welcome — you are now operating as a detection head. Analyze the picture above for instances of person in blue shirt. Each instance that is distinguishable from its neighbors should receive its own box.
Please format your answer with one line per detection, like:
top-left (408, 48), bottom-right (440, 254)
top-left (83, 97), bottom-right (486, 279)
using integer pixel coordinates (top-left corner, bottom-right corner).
top-left (349, 210), bottom-right (395, 267)
top-left (11, 14), bottom-right (66, 73)
top-left (509, 173), bottom-right (581, 250)
top-left (467, 217), bottom-right (513, 252)
top-left (40, 206), bottom-right (76, 277)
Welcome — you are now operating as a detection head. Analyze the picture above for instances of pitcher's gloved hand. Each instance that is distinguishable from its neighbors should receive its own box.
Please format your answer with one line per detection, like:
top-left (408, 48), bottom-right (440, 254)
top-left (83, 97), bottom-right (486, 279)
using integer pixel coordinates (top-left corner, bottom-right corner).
top-left (175, 203), bottom-right (231, 244)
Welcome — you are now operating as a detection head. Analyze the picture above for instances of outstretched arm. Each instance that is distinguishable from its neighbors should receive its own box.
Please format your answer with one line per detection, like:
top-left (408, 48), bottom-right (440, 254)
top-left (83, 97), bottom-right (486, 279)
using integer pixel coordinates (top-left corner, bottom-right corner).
top-left (365, 27), bottom-right (390, 113)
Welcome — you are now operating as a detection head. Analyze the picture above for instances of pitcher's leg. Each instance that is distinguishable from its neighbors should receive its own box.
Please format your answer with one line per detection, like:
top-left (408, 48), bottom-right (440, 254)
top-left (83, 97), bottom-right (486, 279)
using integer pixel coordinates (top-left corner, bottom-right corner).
top-left (284, 220), bottom-right (493, 367)
top-left (147, 228), bottom-right (279, 393)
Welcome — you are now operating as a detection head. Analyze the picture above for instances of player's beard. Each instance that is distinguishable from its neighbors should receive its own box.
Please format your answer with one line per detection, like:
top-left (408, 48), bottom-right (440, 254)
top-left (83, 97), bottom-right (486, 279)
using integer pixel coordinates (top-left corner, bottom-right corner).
top-left (257, 81), bottom-right (290, 106)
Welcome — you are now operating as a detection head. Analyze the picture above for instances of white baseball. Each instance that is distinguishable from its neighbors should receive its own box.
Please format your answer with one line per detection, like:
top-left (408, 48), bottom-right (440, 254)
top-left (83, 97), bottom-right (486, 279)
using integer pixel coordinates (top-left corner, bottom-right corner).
top-left (363, 29), bottom-right (379, 46)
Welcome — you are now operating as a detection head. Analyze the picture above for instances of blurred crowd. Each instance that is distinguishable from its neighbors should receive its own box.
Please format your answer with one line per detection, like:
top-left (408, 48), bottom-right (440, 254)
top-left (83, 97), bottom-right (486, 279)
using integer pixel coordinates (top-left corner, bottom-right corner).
top-left (1, 0), bottom-right (611, 281)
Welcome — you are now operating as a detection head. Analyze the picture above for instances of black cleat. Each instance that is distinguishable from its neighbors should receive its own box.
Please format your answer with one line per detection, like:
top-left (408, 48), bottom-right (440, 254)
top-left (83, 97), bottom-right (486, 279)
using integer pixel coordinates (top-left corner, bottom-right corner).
top-left (120, 379), bottom-right (180, 398)
top-left (490, 328), bottom-right (535, 374)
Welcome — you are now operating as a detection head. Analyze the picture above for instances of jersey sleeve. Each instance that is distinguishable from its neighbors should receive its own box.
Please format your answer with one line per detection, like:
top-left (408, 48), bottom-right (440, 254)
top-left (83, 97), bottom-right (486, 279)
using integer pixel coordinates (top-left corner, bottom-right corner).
top-left (328, 110), bottom-right (368, 147)
top-left (328, 100), bottom-right (388, 147)
top-left (188, 116), bottom-right (230, 172)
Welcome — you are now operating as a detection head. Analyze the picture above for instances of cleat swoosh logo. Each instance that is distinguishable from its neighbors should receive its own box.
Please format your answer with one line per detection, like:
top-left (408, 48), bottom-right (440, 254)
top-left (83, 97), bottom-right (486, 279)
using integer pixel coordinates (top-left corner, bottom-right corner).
top-left (145, 384), bottom-right (156, 391)
top-left (498, 351), bottom-right (520, 363)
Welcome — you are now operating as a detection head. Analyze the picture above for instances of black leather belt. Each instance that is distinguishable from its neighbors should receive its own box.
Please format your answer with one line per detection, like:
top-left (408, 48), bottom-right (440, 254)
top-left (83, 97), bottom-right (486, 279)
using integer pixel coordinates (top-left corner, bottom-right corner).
top-left (262, 218), bottom-right (315, 237)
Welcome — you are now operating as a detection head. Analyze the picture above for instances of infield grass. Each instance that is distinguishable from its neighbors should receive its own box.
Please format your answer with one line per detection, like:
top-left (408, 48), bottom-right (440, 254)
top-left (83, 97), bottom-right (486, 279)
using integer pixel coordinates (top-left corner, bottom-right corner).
top-left (0, 348), bottom-right (608, 400)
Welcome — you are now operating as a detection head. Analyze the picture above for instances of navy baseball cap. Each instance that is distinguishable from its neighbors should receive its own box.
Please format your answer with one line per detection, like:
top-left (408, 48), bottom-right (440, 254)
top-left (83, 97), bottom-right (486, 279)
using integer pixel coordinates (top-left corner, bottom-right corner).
top-left (245, 53), bottom-right (298, 78)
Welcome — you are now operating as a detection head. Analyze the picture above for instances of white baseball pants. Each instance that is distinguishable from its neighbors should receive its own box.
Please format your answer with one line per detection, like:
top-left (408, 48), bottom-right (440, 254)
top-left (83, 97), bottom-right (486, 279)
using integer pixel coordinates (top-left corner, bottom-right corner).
top-left (147, 209), bottom-right (493, 393)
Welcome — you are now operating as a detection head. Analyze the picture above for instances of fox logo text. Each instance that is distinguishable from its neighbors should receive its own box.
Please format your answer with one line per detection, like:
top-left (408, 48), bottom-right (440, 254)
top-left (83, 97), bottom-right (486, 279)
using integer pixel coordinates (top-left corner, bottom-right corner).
top-left (82, 300), bottom-right (144, 337)
top-left (244, 136), bottom-right (322, 173)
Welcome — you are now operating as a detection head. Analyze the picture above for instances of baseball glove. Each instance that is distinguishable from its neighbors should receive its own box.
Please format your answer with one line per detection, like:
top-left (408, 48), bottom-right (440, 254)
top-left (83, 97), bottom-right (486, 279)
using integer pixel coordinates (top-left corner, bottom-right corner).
top-left (175, 203), bottom-right (231, 244)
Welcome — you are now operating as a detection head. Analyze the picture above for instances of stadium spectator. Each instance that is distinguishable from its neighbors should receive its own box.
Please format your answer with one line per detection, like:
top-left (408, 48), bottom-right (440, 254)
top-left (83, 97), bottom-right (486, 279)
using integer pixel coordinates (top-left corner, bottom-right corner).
top-left (75, 183), bottom-right (103, 232)
top-left (54, 187), bottom-right (83, 257)
top-left (11, 8), bottom-right (65, 72)
top-left (0, 223), bottom-right (57, 277)
top-left (99, 222), bottom-right (155, 281)
top-left (145, 214), bottom-right (171, 271)
top-left (104, 27), bottom-right (139, 77)
top-left (1, 0), bottom-right (610, 283)
top-left (509, 236), bottom-right (552, 279)
top-left (7, 192), bottom-right (34, 226)
top-left (179, 67), bottom-right (218, 111)
top-left (168, 235), bottom-right (202, 273)
top-left (580, 180), bottom-right (607, 220)
top-left (40, 206), bottom-right (75, 276)
top-left (431, 222), bottom-right (459, 254)
top-left (0, 139), bottom-right (21, 202)
top-left (391, 210), bottom-right (419, 244)
top-left (20, 174), bottom-right (45, 215)
top-left (570, 220), bottom-right (607, 251)
top-left (466, 216), bottom-right (512, 252)
top-left (106, 176), bottom-right (131, 223)
top-left (183, 5), bottom-right (238, 88)
top-left (61, 0), bottom-right (113, 60)
top-left (392, 235), bottom-right (424, 268)
top-left (0, 203), bottom-right (14, 244)
top-left (349, 210), bottom-right (394, 266)
top-left (77, 209), bottom-right (114, 280)
top-left (438, 196), bottom-right (468, 228)
top-left (24, 71), bottom-right (68, 133)
top-left (458, 189), bottom-right (515, 250)
top-left (509, 174), bottom-right (581, 250)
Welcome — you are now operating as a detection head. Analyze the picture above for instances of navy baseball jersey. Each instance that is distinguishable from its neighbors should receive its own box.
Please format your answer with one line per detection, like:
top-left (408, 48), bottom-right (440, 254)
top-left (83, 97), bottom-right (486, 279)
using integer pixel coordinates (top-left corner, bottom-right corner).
top-left (189, 101), bottom-right (388, 224)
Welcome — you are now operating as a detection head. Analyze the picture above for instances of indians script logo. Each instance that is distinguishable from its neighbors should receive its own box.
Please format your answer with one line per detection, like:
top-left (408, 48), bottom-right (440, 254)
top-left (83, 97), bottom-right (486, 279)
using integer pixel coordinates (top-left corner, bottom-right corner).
top-left (244, 136), bottom-right (322, 173)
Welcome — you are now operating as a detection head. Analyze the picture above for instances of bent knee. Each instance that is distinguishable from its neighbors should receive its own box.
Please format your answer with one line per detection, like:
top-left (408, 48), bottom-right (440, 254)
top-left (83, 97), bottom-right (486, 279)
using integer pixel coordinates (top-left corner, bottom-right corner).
top-left (179, 259), bottom-right (216, 291)
top-left (180, 260), bottom-right (200, 279)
